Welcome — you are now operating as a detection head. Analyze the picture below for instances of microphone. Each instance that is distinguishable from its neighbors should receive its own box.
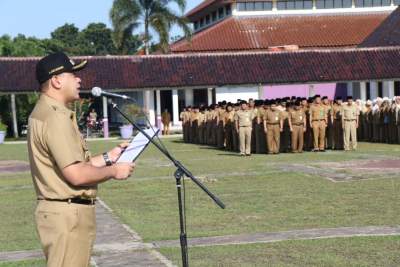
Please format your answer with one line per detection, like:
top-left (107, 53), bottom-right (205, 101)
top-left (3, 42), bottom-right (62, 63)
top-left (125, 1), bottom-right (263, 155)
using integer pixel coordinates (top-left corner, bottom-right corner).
top-left (91, 87), bottom-right (133, 101)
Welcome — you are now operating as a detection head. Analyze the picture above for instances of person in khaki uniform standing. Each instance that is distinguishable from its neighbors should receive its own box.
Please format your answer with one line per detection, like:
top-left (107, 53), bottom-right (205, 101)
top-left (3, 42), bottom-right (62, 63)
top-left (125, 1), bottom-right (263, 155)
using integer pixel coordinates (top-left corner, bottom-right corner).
top-left (322, 96), bottom-right (333, 149)
top-left (288, 101), bottom-right (306, 153)
top-left (217, 102), bottom-right (227, 149)
top-left (309, 95), bottom-right (327, 152)
top-left (234, 101), bottom-right (254, 156)
top-left (224, 103), bottom-right (235, 151)
top-left (256, 101), bottom-right (267, 154)
top-left (232, 103), bottom-right (240, 151)
top-left (161, 108), bottom-right (171, 135)
top-left (263, 100), bottom-right (282, 154)
top-left (28, 52), bottom-right (134, 267)
top-left (341, 96), bottom-right (359, 150)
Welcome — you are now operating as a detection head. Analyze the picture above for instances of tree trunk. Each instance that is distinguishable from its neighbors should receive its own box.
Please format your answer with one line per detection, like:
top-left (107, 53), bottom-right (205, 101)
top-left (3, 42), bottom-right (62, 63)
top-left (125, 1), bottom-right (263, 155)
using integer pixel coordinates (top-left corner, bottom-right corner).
top-left (144, 13), bottom-right (150, 55)
top-left (10, 94), bottom-right (19, 138)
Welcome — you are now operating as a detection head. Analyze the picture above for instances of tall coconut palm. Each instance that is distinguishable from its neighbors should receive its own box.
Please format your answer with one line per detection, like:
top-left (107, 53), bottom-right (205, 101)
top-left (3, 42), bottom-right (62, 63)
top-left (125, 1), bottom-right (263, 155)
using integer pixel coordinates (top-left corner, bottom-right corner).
top-left (110, 0), bottom-right (191, 54)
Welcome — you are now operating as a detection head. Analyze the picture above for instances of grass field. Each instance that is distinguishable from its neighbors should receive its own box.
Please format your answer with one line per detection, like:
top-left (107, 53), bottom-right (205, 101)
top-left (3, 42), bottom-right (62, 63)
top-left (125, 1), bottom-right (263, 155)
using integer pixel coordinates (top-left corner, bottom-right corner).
top-left (0, 138), bottom-right (399, 266)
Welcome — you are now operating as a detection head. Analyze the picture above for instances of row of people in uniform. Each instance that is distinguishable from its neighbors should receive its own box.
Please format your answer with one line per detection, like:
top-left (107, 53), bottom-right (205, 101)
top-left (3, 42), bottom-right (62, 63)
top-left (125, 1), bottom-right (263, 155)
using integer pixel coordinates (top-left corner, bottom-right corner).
top-left (180, 95), bottom-right (398, 155)
top-left (356, 96), bottom-right (400, 144)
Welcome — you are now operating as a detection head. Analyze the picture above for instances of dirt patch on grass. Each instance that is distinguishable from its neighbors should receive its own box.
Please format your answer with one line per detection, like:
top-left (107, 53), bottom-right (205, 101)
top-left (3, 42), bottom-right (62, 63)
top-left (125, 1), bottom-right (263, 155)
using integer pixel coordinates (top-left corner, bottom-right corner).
top-left (0, 160), bottom-right (30, 174)
top-left (280, 159), bottom-right (400, 182)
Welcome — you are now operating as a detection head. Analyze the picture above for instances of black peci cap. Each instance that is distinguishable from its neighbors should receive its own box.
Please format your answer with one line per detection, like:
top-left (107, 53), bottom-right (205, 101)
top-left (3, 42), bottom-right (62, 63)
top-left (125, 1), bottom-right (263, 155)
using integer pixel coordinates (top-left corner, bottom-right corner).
top-left (347, 95), bottom-right (353, 100)
top-left (36, 52), bottom-right (87, 84)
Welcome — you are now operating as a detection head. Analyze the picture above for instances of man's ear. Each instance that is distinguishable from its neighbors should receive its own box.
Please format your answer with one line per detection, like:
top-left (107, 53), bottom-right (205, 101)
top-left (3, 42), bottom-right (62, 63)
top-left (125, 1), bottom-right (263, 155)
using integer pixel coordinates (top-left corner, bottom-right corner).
top-left (49, 75), bottom-right (62, 90)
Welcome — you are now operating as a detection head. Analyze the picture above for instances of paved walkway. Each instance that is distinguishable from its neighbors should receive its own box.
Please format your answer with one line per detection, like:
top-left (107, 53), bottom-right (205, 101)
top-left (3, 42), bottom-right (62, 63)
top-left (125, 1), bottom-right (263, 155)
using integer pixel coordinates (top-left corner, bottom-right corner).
top-left (2, 223), bottom-right (399, 264)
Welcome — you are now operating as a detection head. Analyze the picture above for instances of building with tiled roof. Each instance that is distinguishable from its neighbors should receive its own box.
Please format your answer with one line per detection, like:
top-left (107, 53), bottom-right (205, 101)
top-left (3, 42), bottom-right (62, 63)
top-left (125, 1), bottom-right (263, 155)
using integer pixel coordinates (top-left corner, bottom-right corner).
top-left (171, 0), bottom-right (399, 52)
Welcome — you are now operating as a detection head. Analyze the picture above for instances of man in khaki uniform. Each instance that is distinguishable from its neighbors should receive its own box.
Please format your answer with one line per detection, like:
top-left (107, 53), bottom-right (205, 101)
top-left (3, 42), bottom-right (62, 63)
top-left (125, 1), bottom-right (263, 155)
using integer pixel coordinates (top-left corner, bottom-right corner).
top-left (248, 99), bottom-right (258, 153)
top-left (235, 101), bottom-right (254, 156)
top-left (341, 96), bottom-right (359, 151)
top-left (263, 100), bottom-right (282, 154)
top-left (279, 101), bottom-right (291, 153)
top-left (224, 103), bottom-right (235, 151)
top-left (28, 52), bottom-right (134, 267)
top-left (288, 101), bottom-right (306, 153)
top-left (332, 97), bottom-right (344, 150)
top-left (161, 108), bottom-right (171, 135)
top-left (232, 103), bottom-right (240, 151)
top-left (309, 95), bottom-right (327, 152)
top-left (256, 100), bottom-right (267, 154)
top-left (322, 96), bottom-right (333, 149)
top-left (190, 107), bottom-right (200, 143)
top-left (217, 102), bottom-right (226, 149)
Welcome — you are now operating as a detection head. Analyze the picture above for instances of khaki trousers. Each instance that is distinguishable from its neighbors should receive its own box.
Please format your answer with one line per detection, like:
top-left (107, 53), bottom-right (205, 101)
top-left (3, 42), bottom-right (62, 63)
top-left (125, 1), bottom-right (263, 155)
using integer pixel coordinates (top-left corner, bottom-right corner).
top-left (266, 124), bottom-right (280, 154)
top-left (291, 125), bottom-right (304, 152)
top-left (35, 200), bottom-right (96, 267)
top-left (239, 126), bottom-right (252, 154)
top-left (162, 122), bottom-right (170, 135)
top-left (312, 120), bottom-right (326, 150)
top-left (344, 120), bottom-right (357, 150)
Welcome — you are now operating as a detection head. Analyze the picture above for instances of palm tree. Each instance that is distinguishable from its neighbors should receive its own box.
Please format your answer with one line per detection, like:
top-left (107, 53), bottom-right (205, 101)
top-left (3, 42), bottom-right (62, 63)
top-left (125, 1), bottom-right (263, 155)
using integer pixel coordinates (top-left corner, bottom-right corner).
top-left (110, 0), bottom-right (191, 54)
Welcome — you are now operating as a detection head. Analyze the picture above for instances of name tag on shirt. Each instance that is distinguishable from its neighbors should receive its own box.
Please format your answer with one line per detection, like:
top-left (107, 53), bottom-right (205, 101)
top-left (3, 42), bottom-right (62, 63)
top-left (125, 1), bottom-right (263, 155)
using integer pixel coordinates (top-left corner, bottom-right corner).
top-left (275, 117), bottom-right (279, 121)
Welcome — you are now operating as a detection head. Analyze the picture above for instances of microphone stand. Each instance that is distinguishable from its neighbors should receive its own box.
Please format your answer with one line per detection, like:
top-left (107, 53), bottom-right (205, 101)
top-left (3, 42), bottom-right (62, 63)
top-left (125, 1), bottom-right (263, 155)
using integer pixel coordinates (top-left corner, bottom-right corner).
top-left (109, 99), bottom-right (225, 267)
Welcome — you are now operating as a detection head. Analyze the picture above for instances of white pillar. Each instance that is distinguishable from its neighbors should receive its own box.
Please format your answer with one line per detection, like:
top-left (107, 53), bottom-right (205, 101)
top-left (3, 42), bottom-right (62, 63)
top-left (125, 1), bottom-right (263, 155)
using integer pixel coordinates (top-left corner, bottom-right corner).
top-left (370, 81), bottom-right (378, 99)
top-left (258, 84), bottom-right (263, 99)
top-left (207, 88), bottom-right (213, 105)
top-left (359, 82), bottom-right (367, 101)
top-left (144, 90), bottom-right (155, 126)
top-left (10, 94), bottom-right (18, 138)
top-left (148, 91), bottom-right (155, 126)
top-left (172, 89), bottom-right (179, 125)
top-left (102, 96), bottom-right (109, 138)
top-left (347, 82), bottom-right (353, 97)
top-left (185, 88), bottom-right (194, 106)
top-left (156, 90), bottom-right (161, 128)
top-left (383, 81), bottom-right (395, 99)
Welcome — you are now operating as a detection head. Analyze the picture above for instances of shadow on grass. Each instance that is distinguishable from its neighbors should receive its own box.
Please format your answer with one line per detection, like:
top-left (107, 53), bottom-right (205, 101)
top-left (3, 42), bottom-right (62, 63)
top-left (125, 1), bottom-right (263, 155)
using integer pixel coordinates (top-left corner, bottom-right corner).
top-left (171, 140), bottom-right (185, 144)
top-left (217, 153), bottom-right (245, 157)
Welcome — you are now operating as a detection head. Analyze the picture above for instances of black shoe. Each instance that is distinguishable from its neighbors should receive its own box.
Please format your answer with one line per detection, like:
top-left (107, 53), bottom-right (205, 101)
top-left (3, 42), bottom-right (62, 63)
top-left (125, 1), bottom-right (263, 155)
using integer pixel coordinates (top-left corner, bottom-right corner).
top-left (320, 150), bottom-right (326, 152)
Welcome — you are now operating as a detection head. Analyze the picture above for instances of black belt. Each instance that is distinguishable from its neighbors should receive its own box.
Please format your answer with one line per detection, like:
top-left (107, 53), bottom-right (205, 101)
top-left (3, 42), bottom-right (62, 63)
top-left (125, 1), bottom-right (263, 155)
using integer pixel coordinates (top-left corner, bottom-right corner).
top-left (267, 123), bottom-right (279, 125)
top-left (293, 124), bottom-right (304, 126)
top-left (312, 119), bottom-right (325, 121)
top-left (344, 119), bottom-right (356, 121)
top-left (38, 197), bottom-right (96, 205)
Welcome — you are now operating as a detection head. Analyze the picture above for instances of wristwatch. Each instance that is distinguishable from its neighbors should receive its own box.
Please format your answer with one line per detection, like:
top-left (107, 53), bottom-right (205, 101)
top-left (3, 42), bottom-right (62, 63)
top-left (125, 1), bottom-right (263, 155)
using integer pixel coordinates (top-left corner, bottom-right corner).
top-left (103, 152), bottom-right (113, 166)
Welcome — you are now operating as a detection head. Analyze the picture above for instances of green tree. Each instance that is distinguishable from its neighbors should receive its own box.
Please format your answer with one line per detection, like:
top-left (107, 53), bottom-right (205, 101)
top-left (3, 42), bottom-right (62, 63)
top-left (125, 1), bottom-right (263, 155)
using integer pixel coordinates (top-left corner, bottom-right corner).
top-left (0, 35), bottom-right (13, 56)
top-left (80, 23), bottom-right (116, 55)
top-left (51, 23), bottom-right (80, 54)
top-left (12, 34), bottom-right (46, 56)
top-left (110, 0), bottom-right (191, 54)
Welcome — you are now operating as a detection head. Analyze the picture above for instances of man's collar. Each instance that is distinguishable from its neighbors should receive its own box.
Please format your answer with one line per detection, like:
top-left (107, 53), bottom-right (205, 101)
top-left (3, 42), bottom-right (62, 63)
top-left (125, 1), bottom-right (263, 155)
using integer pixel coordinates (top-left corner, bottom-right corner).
top-left (41, 94), bottom-right (73, 115)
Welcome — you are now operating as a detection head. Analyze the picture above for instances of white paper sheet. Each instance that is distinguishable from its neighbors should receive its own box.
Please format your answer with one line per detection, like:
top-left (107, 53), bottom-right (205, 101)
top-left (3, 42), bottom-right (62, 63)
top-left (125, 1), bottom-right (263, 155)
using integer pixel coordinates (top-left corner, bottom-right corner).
top-left (116, 128), bottom-right (159, 163)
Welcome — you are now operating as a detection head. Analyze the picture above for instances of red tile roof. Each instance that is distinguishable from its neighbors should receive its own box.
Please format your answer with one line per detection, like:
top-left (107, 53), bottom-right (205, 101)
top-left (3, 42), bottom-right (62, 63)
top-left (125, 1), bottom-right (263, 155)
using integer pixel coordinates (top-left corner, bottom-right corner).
top-left (171, 12), bottom-right (390, 52)
top-left (361, 7), bottom-right (400, 47)
top-left (1, 47), bottom-right (400, 93)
